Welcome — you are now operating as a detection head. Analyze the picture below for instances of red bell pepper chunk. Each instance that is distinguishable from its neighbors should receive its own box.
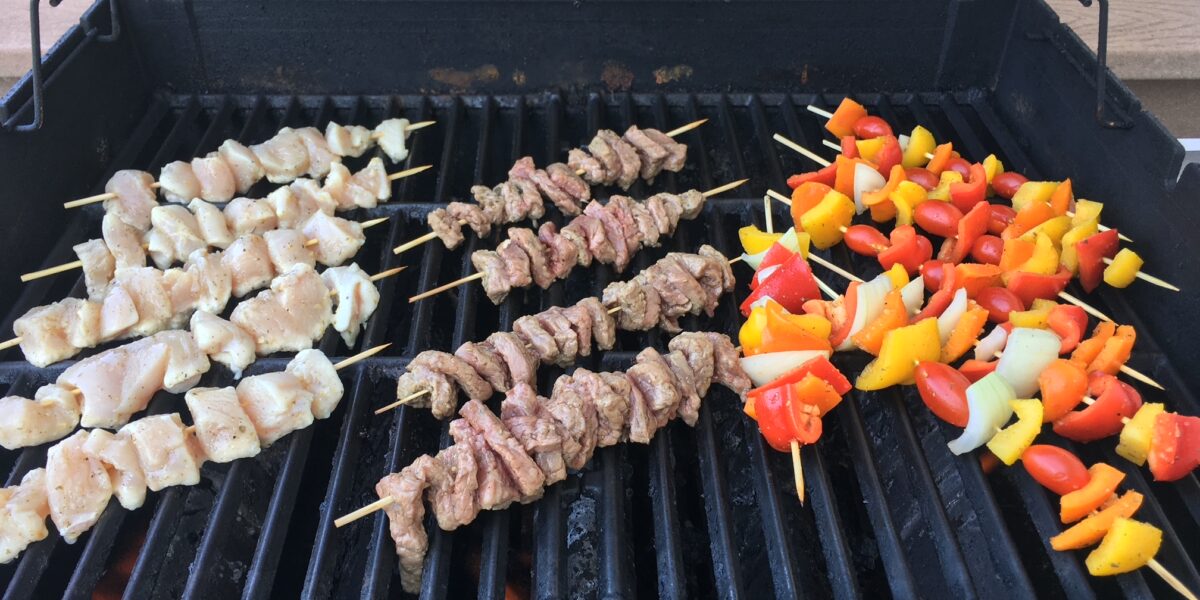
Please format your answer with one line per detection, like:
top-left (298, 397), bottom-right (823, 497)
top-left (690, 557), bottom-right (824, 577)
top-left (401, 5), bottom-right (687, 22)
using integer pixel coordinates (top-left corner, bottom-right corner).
top-left (1047, 305), bottom-right (1088, 354)
top-left (912, 288), bottom-right (955, 322)
top-left (1052, 373), bottom-right (1143, 442)
top-left (949, 163), bottom-right (988, 213)
top-left (1006, 267), bottom-right (1072, 307)
top-left (1148, 413), bottom-right (1200, 482)
top-left (878, 225), bottom-right (933, 276)
top-left (748, 385), bottom-right (801, 452)
top-left (787, 164), bottom-right (837, 189)
top-left (873, 135), bottom-right (902, 176)
top-left (1074, 229), bottom-right (1120, 292)
top-left (746, 373), bottom-right (839, 451)
top-left (827, 281), bottom-right (860, 348)
top-left (959, 359), bottom-right (999, 383)
top-left (754, 355), bottom-right (853, 396)
top-left (840, 135), bottom-right (859, 159)
top-left (920, 260), bottom-right (946, 291)
top-left (757, 240), bottom-right (798, 274)
top-left (951, 202), bottom-right (991, 264)
top-left (740, 253), bottom-right (821, 316)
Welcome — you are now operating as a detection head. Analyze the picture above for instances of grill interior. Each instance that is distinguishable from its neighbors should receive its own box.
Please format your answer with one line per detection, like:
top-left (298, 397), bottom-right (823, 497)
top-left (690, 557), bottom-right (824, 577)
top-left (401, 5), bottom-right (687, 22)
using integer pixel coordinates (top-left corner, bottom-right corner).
top-left (2, 0), bottom-right (1200, 598)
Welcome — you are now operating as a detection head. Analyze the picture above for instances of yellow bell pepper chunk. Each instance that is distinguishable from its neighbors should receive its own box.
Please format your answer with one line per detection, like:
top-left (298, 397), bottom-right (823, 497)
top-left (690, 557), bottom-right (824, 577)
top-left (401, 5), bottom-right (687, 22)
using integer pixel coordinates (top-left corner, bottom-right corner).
top-left (983, 154), bottom-right (1004, 184)
top-left (902, 125), bottom-right (936, 168)
top-left (738, 304), bottom-right (768, 353)
top-left (855, 318), bottom-right (941, 391)
top-left (889, 180), bottom-right (927, 227)
top-left (856, 137), bottom-right (885, 162)
top-left (1071, 199), bottom-right (1104, 227)
top-left (926, 171), bottom-right (963, 202)
top-left (1017, 233), bottom-right (1059, 275)
top-left (1085, 518), bottom-right (1162, 576)
top-left (1020, 215), bottom-right (1072, 247)
top-left (884, 263), bottom-right (909, 289)
top-left (1008, 304), bottom-right (1053, 329)
top-left (1060, 218), bottom-right (1099, 273)
top-left (1012, 181), bottom-right (1059, 212)
top-left (1103, 248), bottom-right (1143, 288)
top-left (794, 231), bottom-right (812, 259)
top-left (986, 399), bottom-right (1044, 465)
top-left (1116, 403), bottom-right (1165, 466)
top-left (800, 190), bottom-right (856, 250)
top-left (738, 225), bottom-right (783, 255)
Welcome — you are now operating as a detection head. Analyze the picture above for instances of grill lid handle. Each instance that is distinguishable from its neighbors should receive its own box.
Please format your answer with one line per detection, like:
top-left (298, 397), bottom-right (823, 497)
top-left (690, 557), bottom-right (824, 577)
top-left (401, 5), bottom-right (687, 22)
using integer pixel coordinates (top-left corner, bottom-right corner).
top-left (1076, 0), bottom-right (1133, 129)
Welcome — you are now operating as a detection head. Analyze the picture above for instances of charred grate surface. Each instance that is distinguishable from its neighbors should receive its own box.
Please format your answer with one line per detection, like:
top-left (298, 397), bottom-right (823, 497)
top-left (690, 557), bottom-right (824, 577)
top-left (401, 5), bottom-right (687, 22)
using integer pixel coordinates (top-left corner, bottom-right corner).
top-left (0, 91), bottom-right (1196, 600)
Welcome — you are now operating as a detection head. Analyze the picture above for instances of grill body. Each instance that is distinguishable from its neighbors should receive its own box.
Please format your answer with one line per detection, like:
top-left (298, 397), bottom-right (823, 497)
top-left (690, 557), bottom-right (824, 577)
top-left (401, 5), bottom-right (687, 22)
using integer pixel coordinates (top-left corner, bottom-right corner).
top-left (0, 1), bottom-right (1198, 599)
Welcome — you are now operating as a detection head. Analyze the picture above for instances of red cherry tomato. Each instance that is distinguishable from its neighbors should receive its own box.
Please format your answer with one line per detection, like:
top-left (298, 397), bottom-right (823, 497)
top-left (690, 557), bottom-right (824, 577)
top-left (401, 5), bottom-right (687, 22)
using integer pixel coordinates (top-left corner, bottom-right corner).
top-left (970, 235), bottom-right (1004, 265)
top-left (905, 167), bottom-right (938, 191)
top-left (920, 260), bottom-right (945, 291)
top-left (986, 204), bottom-right (1017, 235)
top-left (1022, 445), bottom-right (1090, 495)
top-left (975, 286), bottom-right (1025, 323)
top-left (852, 116), bottom-right (893, 139)
top-left (844, 224), bottom-right (891, 258)
top-left (945, 157), bottom-right (972, 179)
top-left (914, 202), bottom-right (964, 238)
top-left (991, 172), bottom-right (1028, 200)
top-left (914, 362), bottom-right (970, 427)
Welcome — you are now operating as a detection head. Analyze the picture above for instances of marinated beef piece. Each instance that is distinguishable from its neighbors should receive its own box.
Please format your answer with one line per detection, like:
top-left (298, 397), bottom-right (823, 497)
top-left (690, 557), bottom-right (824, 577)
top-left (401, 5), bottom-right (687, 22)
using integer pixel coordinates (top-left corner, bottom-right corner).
top-left (511, 179), bottom-right (545, 220)
top-left (500, 383), bottom-right (567, 484)
top-left (534, 308), bottom-right (579, 366)
top-left (677, 189), bottom-right (706, 219)
top-left (665, 351), bottom-right (702, 426)
top-left (449, 420), bottom-right (520, 511)
top-left (543, 380), bottom-right (595, 470)
top-left (486, 332), bottom-right (538, 388)
top-left (472, 250), bottom-right (511, 305)
top-left (560, 304), bottom-right (593, 359)
top-left (584, 201), bottom-right (630, 271)
top-left (700, 244), bottom-right (737, 290)
top-left (410, 351), bottom-right (493, 403)
top-left (586, 133), bottom-right (623, 187)
top-left (545, 163), bottom-right (591, 208)
top-left (574, 369), bottom-right (630, 447)
top-left (459, 400), bottom-right (545, 501)
top-left (575, 297), bottom-right (617, 350)
top-left (552, 221), bottom-right (592, 268)
top-left (447, 202), bottom-right (492, 238)
top-left (455, 342), bottom-right (510, 393)
top-left (567, 148), bottom-right (605, 186)
top-left (562, 213), bottom-right (614, 266)
top-left (624, 198), bottom-right (662, 248)
top-left (669, 252), bottom-right (727, 316)
top-left (529, 167), bottom-right (579, 216)
top-left (623, 375), bottom-right (656, 444)
top-left (602, 279), bottom-right (662, 331)
top-left (623, 126), bottom-right (670, 181)
top-left (596, 130), bottom-right (641, 189)
top-left (644, 194), bottom-right (676, 237)
top-left (704, 332), bottom-right (751, 396)
top-left (496, 240), bottom-right (533, 289)
top-left (513, 315), bottom-right (559, 365)
top-left (507, 228), bottom-right (553, 289)
top-left (604, 196), bottom-right (645, 253)
top-left (395, 365), bottom-right (456, 419)
top-left (537, 222), bottom-right (579, 279)
top-left (632, 348), bottom-right (684, 426)
top-left (646, 256), bottom-right (708, 320)
top-left (377, 465), bottom-right (433, 594)
top-left (644, 128), bottom-right (688, 172)
top-left (426, 446), bottom-right (480, 531)
top-left (668, 333), bottom-right (716, 397)
top-left (427, 208), bottom-right (464, 250)
top-left (650, 193), bottom-right (685, 234)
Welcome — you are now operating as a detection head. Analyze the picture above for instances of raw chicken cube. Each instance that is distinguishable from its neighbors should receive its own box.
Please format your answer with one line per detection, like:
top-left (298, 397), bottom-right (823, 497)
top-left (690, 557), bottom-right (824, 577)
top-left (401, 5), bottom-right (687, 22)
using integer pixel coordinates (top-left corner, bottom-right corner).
top-left (251, 128), bottom-right (310, 183)
top-left (102, 213), bottom-right (146, 270)
top-left (323, 162), bottom-right (375, 210)
top-left (120, 413), bottom-right (203, 491)
top-left (147, 204), bottom-right (206, 269)
top-left (286, 349), bottom-right (343, 419)
top-left (321, 264), bottom-right (380, 348)
top-left (81, 429), bottom-right (146, 510)
top-left (0, 384), bottom-right (80, 450)
top-left (142, 330), bottom-right (210, 393)
top-left (217, 140), bottom-right (264, 194)
top-left (103, 170), bottom-right (157, 231)
top-left (0, 468), bottom-right (50, 564)
top-left (184, 249), bottom-right (233, 315)
top-left (60, 338), bottom-right (169, 428)
top-left (158, 160), bottom-right (201, 204)
top-left (109, 267), bottom-right (173, 337)
top-left (191, 155), bottom-right (236, 203)
top-left (352, 157), bottom-right (392, 203)
top-left (224, 197), bottom-right (279, 237)
top-left (374, 118), bottom-right (411, 163)
top-left (188, 199), bottom-right (234, 249)
top-left (325, 122), bottom-right (372, 158)
top-left (263, 229), bottom-right (316, 274)
top-left (46, 431), bottom-right (113, 543)
top-left (230, 264), bottom-right (333, 355)
top-left (73, 239), bottom-right (115, 301)
top-left (237, 372), bottom-right (314, 445)
top-left (184, 387), bottom-right (261, 462)
top-left (294, 126), bottom-right (336, 179)
top-left (300, 211), bottom-right (365, 266)
top-left (190, 311), bottom-right (254, 378)
top-left (14, 298), bottom-right (101, 367)
top-left (98, 284), bottom-right (138, 341)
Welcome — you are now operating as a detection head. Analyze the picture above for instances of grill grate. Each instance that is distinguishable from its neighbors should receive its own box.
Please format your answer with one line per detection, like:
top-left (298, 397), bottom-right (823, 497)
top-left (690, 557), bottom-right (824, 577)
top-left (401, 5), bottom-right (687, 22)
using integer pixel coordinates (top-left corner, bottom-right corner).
top-left (0, 91), bottom-right (1197, 600)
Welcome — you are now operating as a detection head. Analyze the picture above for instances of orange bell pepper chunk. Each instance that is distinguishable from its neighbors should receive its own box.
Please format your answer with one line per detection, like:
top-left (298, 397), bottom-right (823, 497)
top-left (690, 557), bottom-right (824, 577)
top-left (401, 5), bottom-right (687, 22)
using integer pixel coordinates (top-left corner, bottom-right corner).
top-left (1087, 325), bottom-right (1135, 375)
top-left (793, 373), bottom-right (845, 416)
top-left (1009, 201), bottom-right (1057, 238)
top-left (825, 98), bottom-right (868, 138)
top-left (1050, 490), bottom-right (1143, 551)
top-left (791, 182), bottom-right (832, 226)
top-left (940, 304), bottom-right (989, 363)
top-left (833, 155), bottom-right (859, 197)
top-left (758, 301), bottom-right (834, 354)
top-left (999, 238), bottom-right (1036, 274)
top-left (926, 142), bottom-right (954, 175)
top-left (954, 264), bottom-right (1003, 297)
top-left (1039, 358), bottom-right (1088, 422)
top-left (1071, 322), bottom-right (1117, 369)
top-left (863, 164), bottom-right (905, 223)
top-left (1060, 463), bottom-right (1125, 523)
top-left (852, 289), bottom-right (908, 356)
top-left (1049, 178), bottom-right (1074, 216)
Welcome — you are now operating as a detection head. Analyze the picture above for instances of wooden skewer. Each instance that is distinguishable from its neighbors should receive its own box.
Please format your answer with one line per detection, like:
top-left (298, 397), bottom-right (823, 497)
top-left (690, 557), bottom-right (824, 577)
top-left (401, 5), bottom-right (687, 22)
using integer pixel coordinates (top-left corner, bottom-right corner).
top-left (327, 267), bottom-right (405, 297)
top-left (387, 164), bottom-right (434, 181)
top-left (665, 118), bottom-right (709, 138)
top-left (822, 139), bottom-right (841, 152)
top-left (370, 120), bottom-right (438, 140)
top-left (1101, 258), bottom-right (1179, 291)
top-left (1147, 559), bottom-right (1200, 600)
top-left (790, 440), bottom-right (805, 505)
top-left (333, 342), bottom-right (392, 371)
top-left (806, 105), bottom-right (834, 120)
top-left (334, 496), bottom-right (395, 528)
top-left (773, 133), bottom-right (831, 168)
top-left (763, 195), bottom-right (774, 234)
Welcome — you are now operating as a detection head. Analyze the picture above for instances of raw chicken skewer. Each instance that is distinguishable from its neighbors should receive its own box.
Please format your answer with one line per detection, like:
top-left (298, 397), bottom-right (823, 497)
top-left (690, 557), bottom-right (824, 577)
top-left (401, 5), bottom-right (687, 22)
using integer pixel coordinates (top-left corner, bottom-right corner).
top-left (0, 262), bottom-right (401, 450)
top-left (392, 119), bottom-right (706, 255)
top-left (409, 180), bottom-right (746, 304)
top-left (381, 246), bottom-right (736, 418)
top-left (0, 343), bottom-right (387, 564)
top-left (63, 119), bottom-right (434, 212)
top-left (334, 331), bottom-right (751, 594)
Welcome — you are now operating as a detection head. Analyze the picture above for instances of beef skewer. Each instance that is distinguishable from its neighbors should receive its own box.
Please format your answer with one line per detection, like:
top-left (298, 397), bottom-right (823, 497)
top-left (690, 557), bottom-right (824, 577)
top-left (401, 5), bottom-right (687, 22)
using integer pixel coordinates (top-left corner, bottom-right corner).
top-left (0, 262), bottom-right (400, 450)
top-left (392, 119), bottom-right (706, 255)
top-left (0, 342), bottom-right (387, 564)
top-left (409, 180), bottom-right (747, 304)
top-left (62, 119), bottom-right (433, 211)
top-left (333, 331), bottom-right (752, 594)
top-left (380, 246), bottom-right (737, 418)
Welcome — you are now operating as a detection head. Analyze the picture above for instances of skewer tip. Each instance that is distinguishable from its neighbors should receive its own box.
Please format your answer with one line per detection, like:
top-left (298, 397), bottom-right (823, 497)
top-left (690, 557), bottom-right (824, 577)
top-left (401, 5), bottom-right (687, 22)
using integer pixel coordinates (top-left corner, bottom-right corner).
top-left (333, 343), bottom-right (391, 370)
top-left (664, 118), bottom-right (709, 138)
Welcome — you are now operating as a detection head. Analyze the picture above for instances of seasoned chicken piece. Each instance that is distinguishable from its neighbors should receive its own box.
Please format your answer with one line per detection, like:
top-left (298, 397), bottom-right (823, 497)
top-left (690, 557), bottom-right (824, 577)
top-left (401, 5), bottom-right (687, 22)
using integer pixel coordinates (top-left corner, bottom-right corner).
top-left (286, 349), bottom-right (344, 419)
top-left (59, 338), bottom-right (169, 429)
top-left (323, 162), bottom-right (376, 210)
top-left (294, 126), bottom-right (336, 179)
top-left (81, 429), bottom-right (146, 510)
top-left (46, 431), bottom-right (113, 543)
top-left (191, 155), bottom-right (236, 203)
top-left (352, 157), bottom-right (391, 203)
top-left (102, 213), bottom-right (146, 270)
top-left (184, 387), bottom-right (260, 462)
top-left (252, 128), bottom-right (310, 183)
top-left (374, 118), bottom-right (412, 162)
top-left (99, 285), bottom-right (138, 341)
top-left (217, 140), bottom-right (264, 194)
top-left (162, 267), bottom-right (200, 325)
top-left (264, 229), bottom-right (316, 274)
top-left (120, 413), bottom-right (203, 491)
top-left (0, 468), bottom-right (50, 564)
top-left (158, 160), bottom-right (201, 204)
top-left (325, 122), bottom-right (372, 158)
top-left (300, 211), bottom-right (365, 266)
top-left (321, 264), bottom-right (379, 348)
top-left (146, 205), bottom-right (206, 269)
top-left (221, 234), bottom-right (274, 298)
top-left (109, 267), bottom-right (173, 337)
top-left (0, 384), bottom-right (80, 450)
top-left (190, 310), bottom-right (255, 378)
top-left (143, 330), bottom-right (210, 393)
top-left (188, 199), bottom-right (234, 249)
top-left (224, 197), bottom-right (279, 237)
top-left (103, 170), bottom-right (158, 231)
top-left (14, 298), bottom-right (101, 367)
top-left (183, 249), bottom-right (232, 315)
top-left (237, 372), bottom-right (315, 445)
top-left (230, 264), bottom-right (333, 355)
top-left (289, 178), bottom-right (337, 217)
top-left (72, 239), bottom-right (114, 301)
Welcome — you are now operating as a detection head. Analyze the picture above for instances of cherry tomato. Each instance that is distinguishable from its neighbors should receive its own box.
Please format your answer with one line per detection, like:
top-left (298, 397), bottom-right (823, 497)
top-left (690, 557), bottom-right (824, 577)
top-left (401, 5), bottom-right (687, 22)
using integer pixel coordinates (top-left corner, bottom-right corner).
top-left (987, 204), bottom-right (1017, 235)
top-left (970, 234), bottom-right (1004, 265)
top-left (905, 167), bottom-right (938, 191)
top-left (852, 116), bottom-right (893, 139)
top-left (844, 224), bottom-right (891, 257)
top-left (920, 260), bottom-right (945, 291)
top-left (914, 201), bottom-right (963, 238)
top-left (1022, 444), bottom-right (1090, 495)
top-left (914, 362), bottom-right (970, 427)
top-left (945, 157), bottom-right (972, 179)
top-left (975, 286), bottom-right (1025, 323)
top-left (991, 172), bottom-right (1029, 200)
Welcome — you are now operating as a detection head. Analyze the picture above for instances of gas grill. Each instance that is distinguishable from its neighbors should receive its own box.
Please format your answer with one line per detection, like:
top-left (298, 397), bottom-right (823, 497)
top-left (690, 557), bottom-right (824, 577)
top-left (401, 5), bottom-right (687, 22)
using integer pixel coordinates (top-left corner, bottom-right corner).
top-left (1, 0), bottom-right (1199, 598)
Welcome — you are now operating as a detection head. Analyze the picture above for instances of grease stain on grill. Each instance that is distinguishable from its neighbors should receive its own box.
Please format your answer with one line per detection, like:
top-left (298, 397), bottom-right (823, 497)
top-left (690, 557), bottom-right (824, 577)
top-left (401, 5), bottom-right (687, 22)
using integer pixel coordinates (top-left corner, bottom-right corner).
top-left (601, 61), bottom-right (634, 92)
top-left (653, 65), bottom-right (694, 85)
top-left (427, 65), bottom-right (500, 92)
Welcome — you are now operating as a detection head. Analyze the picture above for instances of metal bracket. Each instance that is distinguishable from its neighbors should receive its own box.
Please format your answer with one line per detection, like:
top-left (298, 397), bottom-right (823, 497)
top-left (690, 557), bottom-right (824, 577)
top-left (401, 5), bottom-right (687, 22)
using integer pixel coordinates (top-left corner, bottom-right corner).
top-left (5, 0), bottom-right (120, 132)
top-left (1076, 0), bottom-right (1132, 129)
